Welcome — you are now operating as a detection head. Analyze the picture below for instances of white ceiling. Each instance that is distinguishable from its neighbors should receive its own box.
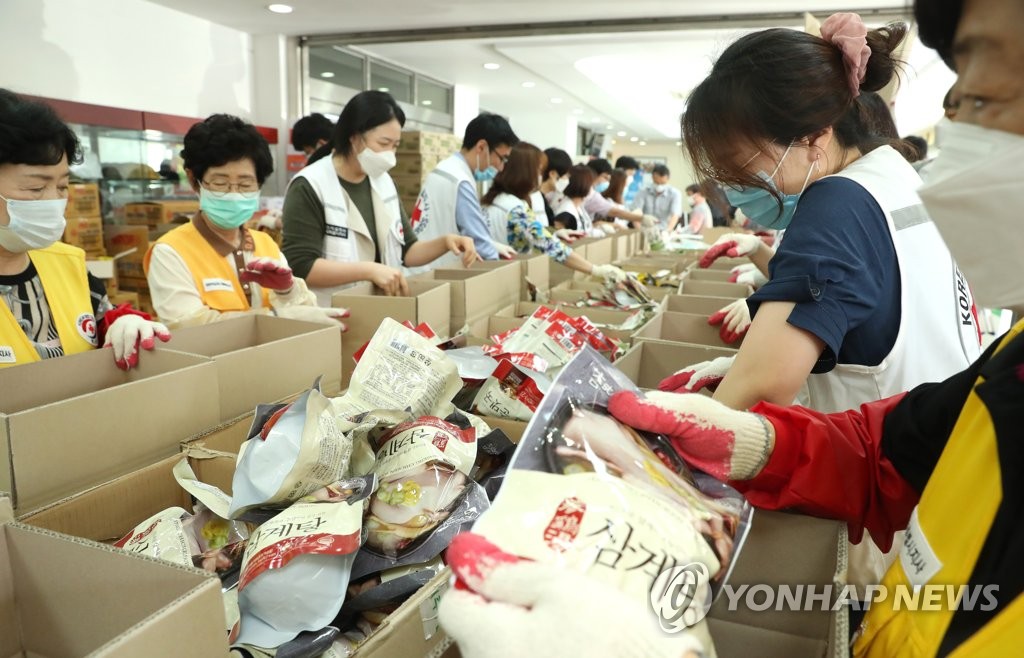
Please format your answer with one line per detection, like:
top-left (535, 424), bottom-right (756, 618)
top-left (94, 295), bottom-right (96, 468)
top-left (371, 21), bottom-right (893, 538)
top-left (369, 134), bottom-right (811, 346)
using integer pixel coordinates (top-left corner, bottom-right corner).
top-left (147, 0), bottom-right (924, 143)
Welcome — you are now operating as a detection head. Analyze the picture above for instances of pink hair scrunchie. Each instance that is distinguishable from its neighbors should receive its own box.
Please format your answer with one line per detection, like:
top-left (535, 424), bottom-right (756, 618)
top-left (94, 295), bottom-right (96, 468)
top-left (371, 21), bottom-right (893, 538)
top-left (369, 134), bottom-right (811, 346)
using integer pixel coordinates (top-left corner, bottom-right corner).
top-left (820, 12), bottom-right (871, 98)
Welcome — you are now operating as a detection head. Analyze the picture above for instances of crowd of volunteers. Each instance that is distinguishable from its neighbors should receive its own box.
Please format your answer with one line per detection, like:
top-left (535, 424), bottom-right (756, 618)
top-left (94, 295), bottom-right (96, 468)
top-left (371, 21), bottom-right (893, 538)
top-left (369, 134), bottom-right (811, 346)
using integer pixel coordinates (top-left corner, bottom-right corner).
top-left (1, 0), bottom-right (1021, 654)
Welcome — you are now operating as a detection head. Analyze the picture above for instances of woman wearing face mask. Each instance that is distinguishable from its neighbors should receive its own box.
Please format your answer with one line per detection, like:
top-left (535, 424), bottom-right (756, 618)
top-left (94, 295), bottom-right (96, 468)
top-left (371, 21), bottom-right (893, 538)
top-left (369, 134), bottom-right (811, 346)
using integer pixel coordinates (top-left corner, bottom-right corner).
top-left (481, 143), bottom-right (626, 283)
top-left (281, 91), bottom-right (477, 302)
top-left (0, 90), bottom-right (169, 370)
top-left (145, 114), bottom-right (346, 329)
top-left (539, 147), bottom-right (573, 226)
top-left (550, 166), bottom-right (596, 233)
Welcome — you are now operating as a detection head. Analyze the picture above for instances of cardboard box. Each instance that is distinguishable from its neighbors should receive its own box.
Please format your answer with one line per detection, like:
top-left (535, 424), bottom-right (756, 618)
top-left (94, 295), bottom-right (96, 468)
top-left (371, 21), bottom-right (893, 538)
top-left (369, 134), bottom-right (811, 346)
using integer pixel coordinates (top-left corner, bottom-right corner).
top-left (399, 130), bottom-right (461, 153)
top-left (704, 256), bottom-right (749, 272)
top-left (477, 415), bottom-right (528, 444)
top-left (64, 182), bottom-right (101, 219)
top-left (678, 278), bottom-right (752, 298)
top-left (414, 264), bottom-right (521, 330)
top-left (688, 268), bottom-right (738, 283)
top-left (547, 280), bottom-right (605, 305)
top-left (664, 294), bottom-right (743, 317)
top-left (468, 253), bottom-right (550, 300)
top-left (117, 260), bottom-right (149, 280)
top-left (611, 230), bottom-right (641, 261)
top-left (497, 301), bottom-right (646, 343)
top-left (549, 242), bottom-right (587, 287)
top-left (352, 567), bottom-right (458, 658)
top-left (707, 511), bottom-right (846, 658)
top-left (633, 311), bottom-right (745, 349)
top-left (617, 258), bottom-right (691, 276)
top-left (574, 236), bottom-right (613, 265)
top-left (393, 153), bottom-right (445, 178)
top-left (108, 290), bottom-right (140, 308)
top-left (63, 215), bottom-right (105, 254)
top-left (104, 224), bottom-right (151, 263)
top-left (124, 200), bottom-right (198, 227)
top-left (0, 503), bottom-right (230, 657)
top-left (164, 316), bottom-right (343, 420)
top-left (615, 340), bottom-right (736, 389)
top-left (333, 280), bottom-right (452, 388)
top-left (0, 349), bottom-right (219, 512)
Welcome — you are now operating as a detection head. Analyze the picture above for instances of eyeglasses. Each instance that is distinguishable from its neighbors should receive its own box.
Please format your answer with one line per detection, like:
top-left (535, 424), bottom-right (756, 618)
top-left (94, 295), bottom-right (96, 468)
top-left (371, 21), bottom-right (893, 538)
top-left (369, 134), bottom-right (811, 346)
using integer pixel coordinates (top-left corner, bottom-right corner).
top-left (202, 178), bottom-right (260, 193)
top-left (496, 153), bottom-right (511, 165)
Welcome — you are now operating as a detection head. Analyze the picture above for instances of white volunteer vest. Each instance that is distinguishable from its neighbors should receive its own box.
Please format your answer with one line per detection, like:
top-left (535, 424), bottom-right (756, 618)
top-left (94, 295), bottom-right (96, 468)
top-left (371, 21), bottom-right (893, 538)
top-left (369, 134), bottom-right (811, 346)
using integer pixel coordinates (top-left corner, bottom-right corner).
top-left (483, 192), bottom-right (527, 245)
top-left (553, 197), bottom-right (593, 232)
top-left (530, 191), bottom-right (548, 227)
top-left (406, 153), bottom-right (475, 274)
top-left (804, 146), bottom-right (982, 414)
top-left (290, 156), bottom-right (405, 305)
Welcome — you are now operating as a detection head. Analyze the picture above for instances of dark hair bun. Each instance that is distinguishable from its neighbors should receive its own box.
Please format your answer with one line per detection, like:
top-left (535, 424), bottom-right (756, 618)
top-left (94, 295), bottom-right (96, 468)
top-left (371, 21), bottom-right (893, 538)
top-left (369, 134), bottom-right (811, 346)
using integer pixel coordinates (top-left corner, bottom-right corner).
top-left (860, 22), bottom-right (908, 93)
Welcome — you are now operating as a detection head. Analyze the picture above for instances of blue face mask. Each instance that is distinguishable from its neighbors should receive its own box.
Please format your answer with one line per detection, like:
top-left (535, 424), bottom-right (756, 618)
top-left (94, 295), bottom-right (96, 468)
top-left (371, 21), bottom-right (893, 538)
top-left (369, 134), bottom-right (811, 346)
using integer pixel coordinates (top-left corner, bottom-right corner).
top-left (725, 144), bottom-right (815, 230)
top-left (474, 151), bottom-right (498, 182)
top-left (595, 181), bottom-right (610, 193)
top-left (200, 188), bottom-right (260, 229)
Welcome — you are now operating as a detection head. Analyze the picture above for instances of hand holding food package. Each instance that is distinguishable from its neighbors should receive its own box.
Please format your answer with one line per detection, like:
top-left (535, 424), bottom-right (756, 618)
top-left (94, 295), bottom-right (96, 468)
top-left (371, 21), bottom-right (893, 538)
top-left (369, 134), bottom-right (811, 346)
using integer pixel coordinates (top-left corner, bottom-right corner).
top-left (464, 347), bottom-right (753, 657)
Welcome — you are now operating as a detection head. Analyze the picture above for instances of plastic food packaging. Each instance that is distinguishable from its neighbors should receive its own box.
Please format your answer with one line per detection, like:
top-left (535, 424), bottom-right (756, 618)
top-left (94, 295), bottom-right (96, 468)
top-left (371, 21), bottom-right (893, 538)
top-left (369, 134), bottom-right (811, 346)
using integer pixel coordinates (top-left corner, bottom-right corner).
top-left (472, 359), bottom-right (551, 422)
top-left (470, 346), bottom-right (753, 656)
top-left (229, 384), bottom-right (352, 518)
top-left (233, 480), bottom-right (373, 650)
top-left (350, 413), bottom-right (490, 580)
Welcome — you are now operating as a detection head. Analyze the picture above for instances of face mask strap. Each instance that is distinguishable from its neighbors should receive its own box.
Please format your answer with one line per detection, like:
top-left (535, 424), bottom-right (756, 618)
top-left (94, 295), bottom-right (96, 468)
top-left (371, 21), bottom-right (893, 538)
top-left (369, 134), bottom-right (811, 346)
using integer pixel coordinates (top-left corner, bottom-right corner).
top-left (769, 143), bottom-right (795, 179)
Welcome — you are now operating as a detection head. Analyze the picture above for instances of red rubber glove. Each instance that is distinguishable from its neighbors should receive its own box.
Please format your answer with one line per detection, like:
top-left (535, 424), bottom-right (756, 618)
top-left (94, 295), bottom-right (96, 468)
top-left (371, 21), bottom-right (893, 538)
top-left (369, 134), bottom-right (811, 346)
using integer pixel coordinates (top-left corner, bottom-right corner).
top-left (698, 233), bottom-right (765, 268)
top-left (707, 299), bottom-right (751, 344)
top-left (103, 315), bottom-right (171, 370)
top-left (239, 257), bottom-right (294, 293)
top-left (608, 390), bottom-right (773, 481)
top-left (658, 356), bottom-right (734, 394)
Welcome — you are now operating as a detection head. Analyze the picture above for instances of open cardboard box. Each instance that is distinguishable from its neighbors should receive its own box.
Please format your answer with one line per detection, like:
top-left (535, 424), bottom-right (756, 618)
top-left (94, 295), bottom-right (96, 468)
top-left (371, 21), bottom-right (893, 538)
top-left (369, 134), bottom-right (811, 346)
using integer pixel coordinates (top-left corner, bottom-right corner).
top-left (633, 311), bottom-right (745, 349)
top-left (352, 567), bottom-right (458, 658)
top-left (546, 280), bottom-right (605, 305)
top-left (707, 511), bottom-right (847, 658)
top-left (615, 340), bottom-right (736, 390)
top-left (164, 316), bottom-right (342, 420)
top-left (497, 302), bottom-right (648, 343)
top-left (611, 230), bottom-right (640, 262)
top-left (573, 236), bottom-right (613, 265)
top-left (687, 268), bottom-right (738, 283)
top-left (617, 258), bottom-right (692, 276)
top-left (703, 256), bottom-right (750, 272)
top-left (468, 254), bottom-right (550, 301)
top-left (412, 264), bottom-right (521, 331)
top-left (548, 242), bottom-right (587, 287)
top-left (664, 294), bottom-right (743, 317)
top-left (679, 278), bottom-right (752, 299)
top-left (333, 280), bottom-right (452, 388)
top-left (0, 496), bottom-right (229, 657)
top-left (0, 349), bottom-right (220, 513)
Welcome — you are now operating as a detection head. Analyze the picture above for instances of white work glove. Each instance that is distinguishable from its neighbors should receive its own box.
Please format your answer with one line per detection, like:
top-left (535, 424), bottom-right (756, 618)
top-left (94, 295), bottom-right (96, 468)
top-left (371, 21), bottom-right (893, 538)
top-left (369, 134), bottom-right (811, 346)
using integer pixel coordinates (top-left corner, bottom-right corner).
top-left (698, 233), bottom-right (767, 268)
top-left (440, 533), bottom-right (703, 658)
top-left (256, 210), bottom-right (282, 231)
top-left (641, 214), bottom-right (659, 229)
top-left (609, 390), bottom-right (774, 481)
top-left (103, 314), bottom-right (171, 370)
top-left (729, 263), bottom-right (768, 288)
top-left (596, 222), bottom-right (618, 236)
top-left (658, 355), bottom-right (735, 394)
top-left (591, 263), bottom-right (629, 284)
top-left (553, 228), bottom-right (585, 243)
top-left (708, 299), bottom-right (751, 344)
top-left (275, 305), bottom-right (349, 330)
top-left (491, 240), bottom-right (519, 260)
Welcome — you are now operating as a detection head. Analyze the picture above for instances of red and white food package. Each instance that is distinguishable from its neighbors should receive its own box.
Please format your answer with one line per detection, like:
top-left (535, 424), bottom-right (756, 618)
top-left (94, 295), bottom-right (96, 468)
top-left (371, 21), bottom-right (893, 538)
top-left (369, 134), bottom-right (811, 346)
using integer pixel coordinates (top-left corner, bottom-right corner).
top-left (114, 507), bottom-right (197, 567)
top-left (234, 492), bottom-right (364, 650)
top-left (229, 386), bottom-right (351, 518)
top-left (473, 359), bottom-right (551, 421)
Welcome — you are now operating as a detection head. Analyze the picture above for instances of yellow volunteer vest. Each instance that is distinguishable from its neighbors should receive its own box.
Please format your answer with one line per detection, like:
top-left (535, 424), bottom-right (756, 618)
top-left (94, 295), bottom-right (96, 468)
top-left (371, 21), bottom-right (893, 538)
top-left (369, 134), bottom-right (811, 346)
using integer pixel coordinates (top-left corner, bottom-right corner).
top-left (144, 223), bottom-right (279, 312)
top-left (855, 319), bottom-right (1024, 657)
top-left (0, 242), bottom-right (97, 368)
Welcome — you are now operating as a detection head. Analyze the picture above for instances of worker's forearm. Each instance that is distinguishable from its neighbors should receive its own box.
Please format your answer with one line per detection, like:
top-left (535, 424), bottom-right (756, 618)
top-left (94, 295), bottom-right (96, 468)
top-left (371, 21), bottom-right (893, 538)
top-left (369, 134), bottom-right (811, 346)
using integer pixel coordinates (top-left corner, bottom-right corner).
top-left (608, 206), bottom-right (642, 222)
top-left (565, 251), bottom-right (594, 275)
top-left (667, 215), bottom-right (680, 232)
top-left (404, 237), bottom-right (448, 267)
top-left (304, 258), bottom-right (373, 288)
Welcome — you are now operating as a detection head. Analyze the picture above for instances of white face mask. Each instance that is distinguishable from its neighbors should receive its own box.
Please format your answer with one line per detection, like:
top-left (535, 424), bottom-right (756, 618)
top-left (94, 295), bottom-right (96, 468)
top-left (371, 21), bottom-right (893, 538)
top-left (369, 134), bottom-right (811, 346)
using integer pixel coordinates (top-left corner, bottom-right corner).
top-left (0, 194), bottom-right (67, 253)
top-left (555, 177), bottom-right (569, 193)
top-left (918, 121), bottom-right (1024, 311)
top-left (356, 146), bottom-right (396, 178)
top-left (654, 183), bottom-right (668, 193)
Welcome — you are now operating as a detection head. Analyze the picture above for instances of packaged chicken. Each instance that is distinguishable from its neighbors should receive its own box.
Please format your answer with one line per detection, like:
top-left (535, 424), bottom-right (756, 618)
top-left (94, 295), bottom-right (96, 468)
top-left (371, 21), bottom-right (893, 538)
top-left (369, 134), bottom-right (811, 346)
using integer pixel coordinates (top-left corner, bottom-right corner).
top-left (472, 359), bottom-right (550, 422)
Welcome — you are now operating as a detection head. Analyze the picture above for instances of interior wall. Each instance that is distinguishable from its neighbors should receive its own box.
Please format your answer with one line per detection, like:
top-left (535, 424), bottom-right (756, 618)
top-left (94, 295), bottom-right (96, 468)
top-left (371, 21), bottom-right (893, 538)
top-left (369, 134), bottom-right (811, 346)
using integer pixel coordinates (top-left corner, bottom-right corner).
top-left (607, 140), bottom-right (699, 188)
top-left (1, 0), bottom-right (253, 120)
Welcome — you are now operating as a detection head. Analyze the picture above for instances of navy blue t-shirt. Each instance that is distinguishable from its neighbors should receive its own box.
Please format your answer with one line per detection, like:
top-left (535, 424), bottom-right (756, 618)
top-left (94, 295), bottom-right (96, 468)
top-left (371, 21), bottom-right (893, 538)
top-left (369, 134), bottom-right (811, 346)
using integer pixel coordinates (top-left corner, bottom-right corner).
top-left (747, 176), bottom-right (901, 374)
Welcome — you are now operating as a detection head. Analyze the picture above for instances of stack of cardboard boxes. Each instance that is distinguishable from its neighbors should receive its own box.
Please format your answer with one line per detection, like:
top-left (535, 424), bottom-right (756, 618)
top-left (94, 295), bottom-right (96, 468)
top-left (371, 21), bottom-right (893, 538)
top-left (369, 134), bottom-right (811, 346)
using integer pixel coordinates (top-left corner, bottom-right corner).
top-left (392, 130), bottom-right (462, 216)
top-left (62, 183), bottom-right (105, 259)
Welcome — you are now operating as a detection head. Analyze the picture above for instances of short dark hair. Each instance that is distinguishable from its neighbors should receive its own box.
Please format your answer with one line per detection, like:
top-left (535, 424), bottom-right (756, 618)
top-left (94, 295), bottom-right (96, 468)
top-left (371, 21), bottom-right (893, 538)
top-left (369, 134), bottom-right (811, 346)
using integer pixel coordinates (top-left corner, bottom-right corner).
top-left (683, 23), bottom-right (908, 201)
top-left (904, 135), bottom-right (928, 162)
top-left (483, 142), bottom-right (546, 205)
top-left (564, 165), bottom-right (595, 199)
top-left (915, 0), bottom-right (961, 69)
top-left (586, 158), bottom-right (612, 176)
top-left (181, 114), bottom-right (274, 185)
top-left (685, 184), bottom-right (701, 195)
top-left (543, 148), bottom-right (573, 178)
top-left (652, 164), bottom-right (671, 177)
top-left (614, 156), bottom-right (639, 171)
top-left (291, 113), bottom-right (334, 151)
top-left (463, 113), bottom-right (518, 151)
top-left (334, 91), bottom-right (406, 157)
top-left (0, 89), bottom-right (81, 167)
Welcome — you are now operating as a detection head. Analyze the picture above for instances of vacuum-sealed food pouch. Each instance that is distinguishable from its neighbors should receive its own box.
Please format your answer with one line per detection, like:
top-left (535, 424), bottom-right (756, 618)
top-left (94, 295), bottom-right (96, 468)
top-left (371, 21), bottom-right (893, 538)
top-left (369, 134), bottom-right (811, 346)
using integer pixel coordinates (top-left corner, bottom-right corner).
top-left (473, 359), bottom-right (550, 422)
top-left (234, 481), bottom-right (372, 651)
top-left (351, 413), bottom-right (489, 579)
top-left (229, 385), bottom-right (352, 518)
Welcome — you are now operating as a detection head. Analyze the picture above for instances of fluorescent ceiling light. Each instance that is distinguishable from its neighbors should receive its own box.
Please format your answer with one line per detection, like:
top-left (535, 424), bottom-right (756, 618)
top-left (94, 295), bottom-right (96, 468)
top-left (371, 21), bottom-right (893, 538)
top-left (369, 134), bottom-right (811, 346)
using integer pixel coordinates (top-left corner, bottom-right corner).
top-left (605, 124), bottom-right (614, 130)
top-left (550, 97), bottom-right (563, 104)
top-left (422, 100), bottom-right (433, 106)
top-left (483, 62), bottom-right (501, 70)
top-left (629, 137), bottom-right (639, 142)
top-left (378, 87), bottom-right (389, 92)
top-left (320, 71), bottom-right (335, 78)
top-left (521, 81), bottom-right (536, 88)
top-left (639, 141), bottom-right (647, 146)
top-left (267, 4), bottom-right (293, 13)
top-left (572, 109), bottom-right (584, 115)
top-left (616, 131), bottom-right (627, 137)
top-left (676, 141), bottom-right (683, 146)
